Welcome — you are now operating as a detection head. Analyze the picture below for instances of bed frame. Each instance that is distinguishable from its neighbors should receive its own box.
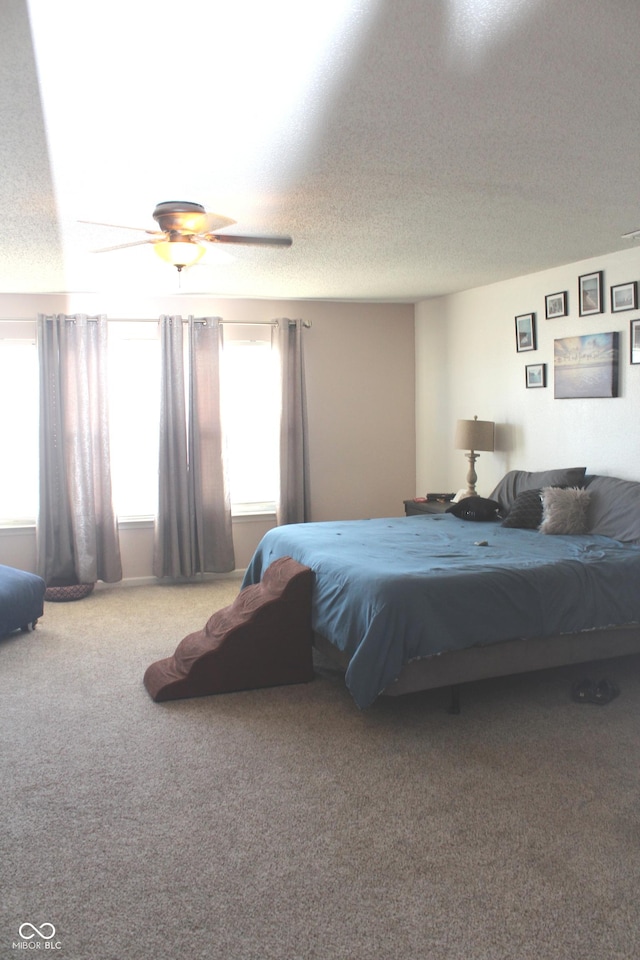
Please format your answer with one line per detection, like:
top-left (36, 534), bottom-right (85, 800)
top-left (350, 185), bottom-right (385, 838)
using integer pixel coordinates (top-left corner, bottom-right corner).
top-left (314, 624), bottom-right (640, 712)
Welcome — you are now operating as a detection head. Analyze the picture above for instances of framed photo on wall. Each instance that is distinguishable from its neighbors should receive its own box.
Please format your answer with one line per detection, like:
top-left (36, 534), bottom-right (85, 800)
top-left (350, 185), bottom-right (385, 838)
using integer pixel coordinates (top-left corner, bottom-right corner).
top-left (545, 291), bottom-right (567, 319)
top-left (611, 281), bottom-right (638, 313)
top-left (579, 271), bottom-right (604, 316)
top-left (631, 319), bottom-right (640, 364)
top-left (554, 332), bottom-right (619, 398)
top-left (525, 363), bottom-right (546, 388)
top-left (515, 312), bottom-right (536, 352)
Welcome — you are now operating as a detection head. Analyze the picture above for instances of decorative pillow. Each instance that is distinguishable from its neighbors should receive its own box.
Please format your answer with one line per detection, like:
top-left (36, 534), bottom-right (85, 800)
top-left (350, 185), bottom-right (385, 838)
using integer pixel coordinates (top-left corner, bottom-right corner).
top-left (489, 467), bottom-right (587, 514)
top-left (586, 475), bottom-right (640, 543)
top-left (539, 486), bottom-right (590, 535)
top-left (501, 488), bottom-right (543, 529)
top-left (446, 496), bottom-right (500, 521)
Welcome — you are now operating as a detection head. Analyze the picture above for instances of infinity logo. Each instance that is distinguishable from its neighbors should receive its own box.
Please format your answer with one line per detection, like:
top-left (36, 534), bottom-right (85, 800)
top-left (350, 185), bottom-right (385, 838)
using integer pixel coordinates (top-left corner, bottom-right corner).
top-left (18, 923), bottom-right (56, 940)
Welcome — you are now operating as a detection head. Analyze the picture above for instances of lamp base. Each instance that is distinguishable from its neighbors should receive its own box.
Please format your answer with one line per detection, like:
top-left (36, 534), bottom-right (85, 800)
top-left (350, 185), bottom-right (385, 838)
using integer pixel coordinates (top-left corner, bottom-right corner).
top-left (453, 488), bottom-right (476, 503)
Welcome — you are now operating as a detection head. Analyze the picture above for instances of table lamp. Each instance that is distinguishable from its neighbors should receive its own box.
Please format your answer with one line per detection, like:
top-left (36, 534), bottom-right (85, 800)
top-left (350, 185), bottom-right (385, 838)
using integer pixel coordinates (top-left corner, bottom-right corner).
top-left (454, 415), bottom-right (495, 499)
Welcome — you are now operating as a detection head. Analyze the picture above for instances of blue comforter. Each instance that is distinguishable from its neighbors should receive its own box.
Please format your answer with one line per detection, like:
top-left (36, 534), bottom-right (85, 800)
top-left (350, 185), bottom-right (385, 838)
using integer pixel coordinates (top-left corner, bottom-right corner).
top-left (242, 515), bottom-right (640, 708)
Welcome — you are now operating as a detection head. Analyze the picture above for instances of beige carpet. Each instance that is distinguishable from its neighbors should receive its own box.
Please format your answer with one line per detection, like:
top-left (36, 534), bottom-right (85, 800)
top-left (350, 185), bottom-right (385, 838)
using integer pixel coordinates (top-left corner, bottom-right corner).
top-left (2, 580), bottom-right (640, 959)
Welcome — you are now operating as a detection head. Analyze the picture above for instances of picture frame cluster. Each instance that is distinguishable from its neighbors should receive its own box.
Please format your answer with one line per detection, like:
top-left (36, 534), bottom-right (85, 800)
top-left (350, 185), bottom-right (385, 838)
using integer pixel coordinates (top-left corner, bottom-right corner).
top-left (516, 268), bottom-right (640, 395)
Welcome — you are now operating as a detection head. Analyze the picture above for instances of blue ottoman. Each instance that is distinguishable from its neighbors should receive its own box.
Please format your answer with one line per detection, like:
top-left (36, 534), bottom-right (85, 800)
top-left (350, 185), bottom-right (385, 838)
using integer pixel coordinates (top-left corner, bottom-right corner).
top-left (0, 565), bottom-right (46, 638)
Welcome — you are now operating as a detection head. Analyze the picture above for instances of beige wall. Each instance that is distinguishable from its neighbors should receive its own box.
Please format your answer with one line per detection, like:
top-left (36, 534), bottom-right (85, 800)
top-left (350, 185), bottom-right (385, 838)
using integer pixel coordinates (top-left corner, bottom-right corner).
top-left (298, 300), bottom-right (416, 521)
top-left (0, 294), bottom-right (415, 578)
top-left (416, 246), bottom-right (640, 498)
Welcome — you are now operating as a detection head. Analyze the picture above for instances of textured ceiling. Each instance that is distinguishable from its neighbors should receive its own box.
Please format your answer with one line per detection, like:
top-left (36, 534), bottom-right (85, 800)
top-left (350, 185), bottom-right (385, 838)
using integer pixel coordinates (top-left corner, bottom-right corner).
top-left (2, 0), bottom-right (640, 302)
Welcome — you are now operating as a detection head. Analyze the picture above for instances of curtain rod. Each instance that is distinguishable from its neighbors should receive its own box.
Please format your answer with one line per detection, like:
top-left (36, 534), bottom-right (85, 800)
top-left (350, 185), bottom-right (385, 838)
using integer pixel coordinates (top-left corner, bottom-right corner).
top-left (219, 319), bottom-right (311, 328)
top-left (1, 317), bottom-right (312, 327)
top-left (188, 318), bottom-right (311, 328)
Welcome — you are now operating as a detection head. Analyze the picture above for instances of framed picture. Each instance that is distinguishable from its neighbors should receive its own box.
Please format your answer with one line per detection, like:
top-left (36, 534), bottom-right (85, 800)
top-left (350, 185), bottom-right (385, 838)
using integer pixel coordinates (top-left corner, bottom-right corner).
top-left (611, 281), bottom-right (638, 313)
top-left (526, 363), bottom-right (546, 388)
top-left (515, 312), bottom-right (536, 352)
top-left (554, 332), bottom-right (619, 398)
top-left (631, 319), bottom-right (640, 364)
top-left (579, 271), bottom-right (604, 316)
top-left (545, 291), bottom-right (567, 319)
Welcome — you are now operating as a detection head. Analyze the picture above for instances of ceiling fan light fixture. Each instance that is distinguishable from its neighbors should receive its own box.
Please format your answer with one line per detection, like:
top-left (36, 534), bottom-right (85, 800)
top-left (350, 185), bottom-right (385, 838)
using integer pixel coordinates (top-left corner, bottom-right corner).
top-left (153, 236), bottom-right (205, 271)
top-left (82, 201), bottom-right (292, 269)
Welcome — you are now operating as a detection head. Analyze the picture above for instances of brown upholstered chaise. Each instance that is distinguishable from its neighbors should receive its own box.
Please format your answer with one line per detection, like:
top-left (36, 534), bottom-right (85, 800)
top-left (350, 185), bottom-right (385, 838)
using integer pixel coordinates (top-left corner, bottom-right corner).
top-left (144, 556), bottom-right (314, 702)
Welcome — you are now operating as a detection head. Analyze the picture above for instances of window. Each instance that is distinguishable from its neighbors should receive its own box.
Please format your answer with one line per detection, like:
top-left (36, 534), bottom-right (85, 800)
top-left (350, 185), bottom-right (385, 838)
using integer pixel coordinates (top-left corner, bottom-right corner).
top-left (108, 320), bottom-right (280, 519)
top-left (0, 322), bottom-right (39, 524)
top-left (221, 327), bottom-right (279, 513)
top-left (0, 318), bottom-right (280, 525)
top-left (107, 322), bottom-right (161, 520)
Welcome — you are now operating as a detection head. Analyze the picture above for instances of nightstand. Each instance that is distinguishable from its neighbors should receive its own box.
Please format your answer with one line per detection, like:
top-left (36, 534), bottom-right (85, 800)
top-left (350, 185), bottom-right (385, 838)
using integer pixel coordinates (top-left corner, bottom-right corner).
top-left (403, 498), bottom-right (451, 516)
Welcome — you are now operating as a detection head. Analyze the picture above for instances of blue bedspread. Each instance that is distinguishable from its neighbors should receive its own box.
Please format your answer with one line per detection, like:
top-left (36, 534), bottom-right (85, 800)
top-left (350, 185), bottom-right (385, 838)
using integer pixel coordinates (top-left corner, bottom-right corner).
top-left (242, 515), bottom-right (640, 708)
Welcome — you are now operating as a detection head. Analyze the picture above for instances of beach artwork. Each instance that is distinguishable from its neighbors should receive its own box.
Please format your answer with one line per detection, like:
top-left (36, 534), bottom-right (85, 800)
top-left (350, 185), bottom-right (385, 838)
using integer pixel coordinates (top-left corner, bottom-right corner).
top-left (554, 332), bottom-right (619, 399)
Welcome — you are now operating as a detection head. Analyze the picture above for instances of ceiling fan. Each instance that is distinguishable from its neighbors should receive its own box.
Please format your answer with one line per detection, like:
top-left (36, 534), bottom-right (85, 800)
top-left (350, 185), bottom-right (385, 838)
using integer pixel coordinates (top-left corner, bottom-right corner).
top-left (81, 201), bottom-right (293, 272)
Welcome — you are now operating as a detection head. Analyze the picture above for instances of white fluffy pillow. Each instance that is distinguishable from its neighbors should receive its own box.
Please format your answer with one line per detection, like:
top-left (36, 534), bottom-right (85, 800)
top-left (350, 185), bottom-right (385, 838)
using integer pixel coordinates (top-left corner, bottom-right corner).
top-left (539, 486), bottom-right (591, 535)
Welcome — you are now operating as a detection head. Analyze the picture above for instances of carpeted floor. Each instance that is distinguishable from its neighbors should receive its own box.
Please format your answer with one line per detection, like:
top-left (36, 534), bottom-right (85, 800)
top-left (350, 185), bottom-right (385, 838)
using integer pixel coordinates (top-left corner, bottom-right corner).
top-left (2, 580), bottom-right (640, 959)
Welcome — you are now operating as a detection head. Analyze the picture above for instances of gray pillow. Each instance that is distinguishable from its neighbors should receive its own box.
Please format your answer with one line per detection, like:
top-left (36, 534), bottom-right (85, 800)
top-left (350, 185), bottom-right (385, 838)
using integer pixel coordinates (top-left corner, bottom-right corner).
top-left (539, 487), bottom-right (590, 535)
top-left (501, 488), bottom-right (543, 529)
top-left (587, 476), bottom-right (640, 543)
top-left (489, 467), bottom-right (587, 513)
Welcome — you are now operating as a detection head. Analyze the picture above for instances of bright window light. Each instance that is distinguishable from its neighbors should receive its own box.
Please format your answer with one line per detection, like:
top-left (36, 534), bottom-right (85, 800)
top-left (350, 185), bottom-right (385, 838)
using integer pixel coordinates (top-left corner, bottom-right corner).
top-left (0, 321), bottom-right (280, 525)
top-left (221, 336), bottom-right (279, 511)
top-left (108, 321), bottom-right (279, 519)
top-left (107, 323), bottom-right (161, 519)
top-left (0, 329), bottom-right (39, 524)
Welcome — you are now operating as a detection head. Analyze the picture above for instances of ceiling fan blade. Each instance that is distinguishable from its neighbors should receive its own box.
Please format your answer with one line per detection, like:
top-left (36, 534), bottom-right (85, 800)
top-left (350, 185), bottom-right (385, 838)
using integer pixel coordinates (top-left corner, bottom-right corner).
top-left (165, 214), bottom-right (236, 236)
top-left (79, 219), bottom-right (163, 236)
top-left (205, 233), bottom-right (293, 248)
top-left (201, 213), bottom-right (237, 232)
top-left (151, 204), bottom-right (237, 235)
top-left (91, 238), bottom-right (160, 253)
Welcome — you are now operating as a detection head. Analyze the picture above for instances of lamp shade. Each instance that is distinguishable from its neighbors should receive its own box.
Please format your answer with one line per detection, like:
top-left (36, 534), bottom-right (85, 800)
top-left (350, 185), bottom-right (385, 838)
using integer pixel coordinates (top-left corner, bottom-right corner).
top-left (455, 416), bottom-right (495, 452)
top-left (153, 237), bottom-right (205, 269)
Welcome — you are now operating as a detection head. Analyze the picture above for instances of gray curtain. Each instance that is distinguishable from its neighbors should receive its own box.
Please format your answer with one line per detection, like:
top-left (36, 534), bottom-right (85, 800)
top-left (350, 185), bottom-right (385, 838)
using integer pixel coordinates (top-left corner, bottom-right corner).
top-left (275, 318), bottom-right (310, 525)
top-left (153, 316), bottom-right (190, 578)
top-left (153, 316), bottom-right (235, 578)
top-left (189, 317), bottom-right (235, 573)
top-left (37, 314), bottom-right (122, 586)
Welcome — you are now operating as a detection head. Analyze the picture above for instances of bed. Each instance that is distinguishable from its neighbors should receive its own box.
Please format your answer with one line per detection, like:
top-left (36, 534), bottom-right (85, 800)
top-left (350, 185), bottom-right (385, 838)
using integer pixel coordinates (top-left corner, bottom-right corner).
top-left (241, 468), bottom-right (640, 709)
